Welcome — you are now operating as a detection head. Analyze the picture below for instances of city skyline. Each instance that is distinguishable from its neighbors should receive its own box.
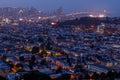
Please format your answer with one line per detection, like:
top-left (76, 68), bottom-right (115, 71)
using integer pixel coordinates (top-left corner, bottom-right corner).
top-left (0, 0), bottom-right (120, 16)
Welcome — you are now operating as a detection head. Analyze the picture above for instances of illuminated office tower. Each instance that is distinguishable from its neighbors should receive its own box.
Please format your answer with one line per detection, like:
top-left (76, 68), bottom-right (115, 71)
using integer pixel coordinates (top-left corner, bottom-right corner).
top-left (97, 23), bottom-right (105, 34)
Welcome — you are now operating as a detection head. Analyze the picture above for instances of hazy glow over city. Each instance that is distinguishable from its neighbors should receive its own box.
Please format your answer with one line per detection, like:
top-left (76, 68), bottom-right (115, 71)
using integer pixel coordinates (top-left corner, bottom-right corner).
top-left (0, 0), bottom-right (120, 16)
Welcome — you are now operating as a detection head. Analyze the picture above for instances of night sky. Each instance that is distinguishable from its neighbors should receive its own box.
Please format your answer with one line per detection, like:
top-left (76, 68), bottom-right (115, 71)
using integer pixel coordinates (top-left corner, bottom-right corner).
top-left (0, 0), bottom-right (120, 16)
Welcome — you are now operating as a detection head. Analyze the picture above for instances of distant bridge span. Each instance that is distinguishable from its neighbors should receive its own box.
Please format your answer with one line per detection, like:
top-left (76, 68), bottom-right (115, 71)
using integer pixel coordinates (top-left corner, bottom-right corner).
top-left (65, 11), bottom-right (109, 17)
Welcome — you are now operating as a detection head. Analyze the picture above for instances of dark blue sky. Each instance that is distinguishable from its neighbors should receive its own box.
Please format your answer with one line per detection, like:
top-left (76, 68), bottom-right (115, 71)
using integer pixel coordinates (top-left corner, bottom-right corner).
top-left (0, 0), bottom-right (120, 16)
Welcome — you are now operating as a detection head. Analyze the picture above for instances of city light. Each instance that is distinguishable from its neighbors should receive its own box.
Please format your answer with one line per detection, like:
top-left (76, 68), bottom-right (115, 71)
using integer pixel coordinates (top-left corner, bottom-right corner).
top-left (29, 19), bottom-right (32, 22)
top-left (19, 18), bottom-right (23, 21)
top-left (51, 22), bottom-right (57, 25)
top-left (38, 16), bottom-right (41, 19)
top-left (99, 14), bottom-right (105, 18)
top-left (89, 14), bottom-right (105, 18)
top-left (89, 14), bottom-right (94, 17)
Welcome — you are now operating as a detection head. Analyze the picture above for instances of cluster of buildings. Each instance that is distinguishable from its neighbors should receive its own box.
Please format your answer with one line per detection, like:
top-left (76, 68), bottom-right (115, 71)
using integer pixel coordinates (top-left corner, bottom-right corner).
top-left (0, 7), bottom-right (120, 80)
top-left (0, 20), bottom-right (120, 79)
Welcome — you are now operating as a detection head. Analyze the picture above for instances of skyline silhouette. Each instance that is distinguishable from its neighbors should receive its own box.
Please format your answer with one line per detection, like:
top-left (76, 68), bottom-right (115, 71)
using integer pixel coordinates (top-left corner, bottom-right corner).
top-left (0, 0), bottom-right (120, 16)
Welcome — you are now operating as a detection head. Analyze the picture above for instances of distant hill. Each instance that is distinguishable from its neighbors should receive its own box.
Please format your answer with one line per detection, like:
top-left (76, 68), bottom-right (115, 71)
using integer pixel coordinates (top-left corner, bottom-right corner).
top-left (57, 17), bottom-right (120, 26)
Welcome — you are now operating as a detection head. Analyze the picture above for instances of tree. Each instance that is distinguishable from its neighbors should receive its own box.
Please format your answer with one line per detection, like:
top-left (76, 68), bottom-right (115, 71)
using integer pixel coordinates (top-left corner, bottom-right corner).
top-left (0, 75), bottom-right (5, 80)
top-left (22, 71), bottom-right (52, 80)
top-left (29, 55), bottom-right (36, 70)
top-left (31, 46), bottom-right (39, 54)
top-left (55, 74), bottom-right (70, 80)
top-left (106, 70), bottom-right (117, 80)
top-left (56, 66), bottom-right (62, 74)
top-left (15, 63), bottom-right (24, 72)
